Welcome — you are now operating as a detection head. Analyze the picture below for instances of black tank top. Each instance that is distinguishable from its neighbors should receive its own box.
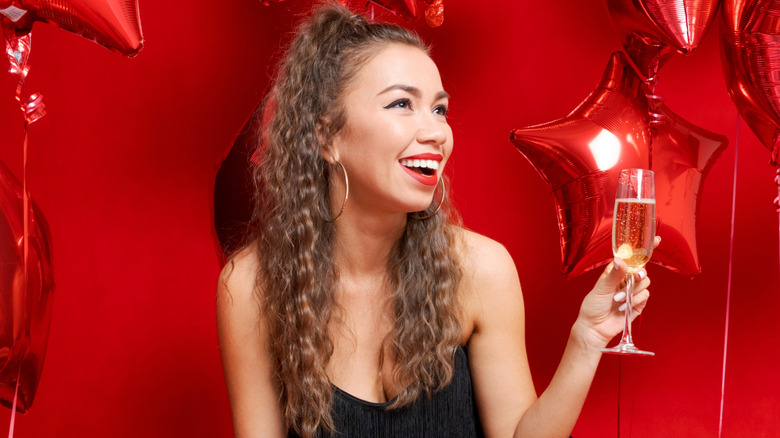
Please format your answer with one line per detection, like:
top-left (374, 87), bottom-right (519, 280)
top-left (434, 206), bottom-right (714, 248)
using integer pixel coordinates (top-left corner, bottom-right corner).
top-left (288, 346), bottom-right (483, 437)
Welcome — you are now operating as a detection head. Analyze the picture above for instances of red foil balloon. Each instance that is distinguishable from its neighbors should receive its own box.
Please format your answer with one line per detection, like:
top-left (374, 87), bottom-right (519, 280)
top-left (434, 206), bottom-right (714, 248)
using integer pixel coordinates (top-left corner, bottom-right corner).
top-left (369, 0), bottom-right (419, 20)
top-left (510, 52), bottom-right (727, 278)
top-left (651, 104), bottom-right (728, 275)
top-left (213, 101), bottom-right (262, 263)
top-left (721, 0), bottom-right (780, 166)
top-left (423, 0), bottom-right (444, 27)
top-left (0, 159), bottom-right (54, 413)
top-left (0, 0), bottom-right (143, 56)
top-left (368, 0), bottom-right (444, 26)
top-left (606, 0), bottom-right (720, 78)
top-left (213, 92), bottom-right (273, 262)
top-left (4, 30), bottom-right (45, 124)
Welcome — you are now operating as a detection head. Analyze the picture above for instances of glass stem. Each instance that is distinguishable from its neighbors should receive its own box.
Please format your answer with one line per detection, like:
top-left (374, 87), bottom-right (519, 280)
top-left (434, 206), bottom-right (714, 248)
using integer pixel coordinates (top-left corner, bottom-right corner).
top-left (620, 272), bottom-right (635, 346)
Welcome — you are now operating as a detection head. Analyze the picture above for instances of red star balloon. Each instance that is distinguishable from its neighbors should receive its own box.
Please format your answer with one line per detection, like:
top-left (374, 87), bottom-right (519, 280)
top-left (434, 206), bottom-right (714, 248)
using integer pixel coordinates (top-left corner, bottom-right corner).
top-left (510, 51), bottom-right (727, 278)
top-left (0, 159), bottom-right (54, 413)
top-left (651, 104), bottom-right (728, 275)
top-left (0, 0), bottom-right (143, 56)
top-left (721, 0), bottom-right (780, 166)
top-left (606, 0), bottom-right (720, 79)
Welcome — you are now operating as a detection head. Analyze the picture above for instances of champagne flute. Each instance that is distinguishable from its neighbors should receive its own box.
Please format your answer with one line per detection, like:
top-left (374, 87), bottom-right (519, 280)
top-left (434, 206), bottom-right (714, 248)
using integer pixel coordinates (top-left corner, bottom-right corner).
top-left (601, 168), bottom-right (656, 356)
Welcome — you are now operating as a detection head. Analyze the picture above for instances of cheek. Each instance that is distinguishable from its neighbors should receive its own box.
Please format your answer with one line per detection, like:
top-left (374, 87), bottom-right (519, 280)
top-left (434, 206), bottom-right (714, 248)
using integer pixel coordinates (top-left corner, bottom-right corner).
top-left (442, 129), bottom-right (454, 164)
top-left (334, 128), bottom-right (369, 162)
top-left (341, 118), bottom-right (394, 157)
top-left (381, 119), bottom-right (417, 144)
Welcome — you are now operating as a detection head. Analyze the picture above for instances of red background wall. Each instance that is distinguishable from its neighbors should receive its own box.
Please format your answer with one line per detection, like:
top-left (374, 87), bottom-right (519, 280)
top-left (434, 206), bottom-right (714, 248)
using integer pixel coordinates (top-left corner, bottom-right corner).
top-left (0, 1), bottom-right (777, 436)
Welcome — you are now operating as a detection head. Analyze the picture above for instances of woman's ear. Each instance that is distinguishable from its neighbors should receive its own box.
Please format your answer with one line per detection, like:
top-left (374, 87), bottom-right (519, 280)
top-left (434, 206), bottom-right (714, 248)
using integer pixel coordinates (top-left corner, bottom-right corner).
top-left (317, 119), bottom-right (340, 163)
top-left (321, 147), bottom-right (339, 164)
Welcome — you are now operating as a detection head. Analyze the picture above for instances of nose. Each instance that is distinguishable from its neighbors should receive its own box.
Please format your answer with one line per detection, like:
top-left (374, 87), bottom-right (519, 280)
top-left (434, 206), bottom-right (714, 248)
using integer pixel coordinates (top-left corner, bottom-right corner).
top-left (416, 112), bottom-right (448, 147)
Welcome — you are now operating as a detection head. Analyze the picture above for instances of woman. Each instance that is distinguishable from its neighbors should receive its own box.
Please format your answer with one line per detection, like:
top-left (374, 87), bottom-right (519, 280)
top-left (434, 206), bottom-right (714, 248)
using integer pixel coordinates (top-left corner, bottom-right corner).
top-left (217, 3), bottom-right (654, 437)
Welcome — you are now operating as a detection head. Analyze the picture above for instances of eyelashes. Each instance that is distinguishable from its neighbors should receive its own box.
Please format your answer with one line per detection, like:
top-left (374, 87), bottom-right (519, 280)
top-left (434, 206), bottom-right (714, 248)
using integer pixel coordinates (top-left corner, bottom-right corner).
top-left (385, 98), bottom-right (412, 110)
top-left (433, 104), bottom-right (449, 117)
top-left (384, 98), bottom-right (449, 117)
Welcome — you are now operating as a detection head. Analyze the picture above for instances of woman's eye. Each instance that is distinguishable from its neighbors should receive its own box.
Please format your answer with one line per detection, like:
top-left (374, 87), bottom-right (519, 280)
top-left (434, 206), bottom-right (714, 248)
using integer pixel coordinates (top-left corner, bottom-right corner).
top-left (385, 98), bottom-right (412, 110)
top-left (433, 104), bottom-right (449, 116)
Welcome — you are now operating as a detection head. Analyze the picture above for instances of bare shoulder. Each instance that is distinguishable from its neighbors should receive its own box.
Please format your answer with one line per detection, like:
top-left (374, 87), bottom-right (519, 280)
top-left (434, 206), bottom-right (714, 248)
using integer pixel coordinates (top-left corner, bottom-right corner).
top-left (217, 243), bottom-right (286, 436)
top-left (453, 228), bottom-right (524, 336)
top-left (454, 227), bottom-right (520, 290)
top-left (218, 244), bottom-right (261, 305)
top-left (217, 243), bottom-right (267, 343)
top-left (452, 230), bottom-right (535, 435)
top-left (217, 243), bottom-right (265, 350)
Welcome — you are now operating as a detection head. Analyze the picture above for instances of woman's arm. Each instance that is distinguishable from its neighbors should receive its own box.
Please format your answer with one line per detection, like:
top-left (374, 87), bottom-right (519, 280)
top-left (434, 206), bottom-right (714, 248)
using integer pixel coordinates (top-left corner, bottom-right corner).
top-left (217, 247), bottom-right (286, 438)
top-left (462, 231), bottom-right (651, 438)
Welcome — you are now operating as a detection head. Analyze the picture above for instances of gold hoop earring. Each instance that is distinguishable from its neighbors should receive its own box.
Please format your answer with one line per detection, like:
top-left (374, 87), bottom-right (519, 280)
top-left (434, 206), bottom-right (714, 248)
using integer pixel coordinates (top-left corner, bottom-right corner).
top-left (324, 161), bottom-right (349, 223)
top-left (411, 178), bottom-right (446, 220)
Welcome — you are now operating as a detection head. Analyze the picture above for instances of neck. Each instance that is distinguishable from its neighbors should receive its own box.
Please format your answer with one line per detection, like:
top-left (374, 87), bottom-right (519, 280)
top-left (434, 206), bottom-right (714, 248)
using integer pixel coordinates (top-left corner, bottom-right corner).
top-left (332, 205), bottom-right (407, 281)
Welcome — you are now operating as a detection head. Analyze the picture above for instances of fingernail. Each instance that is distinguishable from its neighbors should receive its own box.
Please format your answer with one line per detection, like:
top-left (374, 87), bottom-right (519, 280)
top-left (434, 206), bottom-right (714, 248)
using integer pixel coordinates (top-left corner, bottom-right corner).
top-left (618, 303), bottom-right (627, 312)
top-left (613, 291), bottom-right (626, 302)
top-left (636, 270), bottom-right (646, 280)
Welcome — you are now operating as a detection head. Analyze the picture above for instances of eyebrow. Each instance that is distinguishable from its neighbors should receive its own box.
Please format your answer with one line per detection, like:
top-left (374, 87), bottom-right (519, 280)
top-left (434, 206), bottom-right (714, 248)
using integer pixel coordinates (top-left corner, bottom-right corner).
top-left (377, 84), bottom-right (450, 101)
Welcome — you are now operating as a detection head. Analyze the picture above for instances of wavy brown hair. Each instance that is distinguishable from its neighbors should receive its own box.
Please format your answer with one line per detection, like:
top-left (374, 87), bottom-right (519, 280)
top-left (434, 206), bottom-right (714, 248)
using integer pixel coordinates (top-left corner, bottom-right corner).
top-left (251, 3), bottom-right (462, 437)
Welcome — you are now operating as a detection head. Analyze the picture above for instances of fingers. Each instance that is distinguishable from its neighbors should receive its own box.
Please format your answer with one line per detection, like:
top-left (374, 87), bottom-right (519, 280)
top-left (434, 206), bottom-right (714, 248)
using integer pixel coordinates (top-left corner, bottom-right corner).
top-left (594, 258), bottom-right (627, 296)
top-left (633, 268), bottom-right (650, 290)
top-left (613, 278), bottom-right (651, 313)
top-left (628, 289), bottom-right (650, 320)
top-left (614, 268), bottom-right (650, 292)
top-left (613, 269), bottom-right (649, 303)
top-left (652, 235), bottom-right (662, 250)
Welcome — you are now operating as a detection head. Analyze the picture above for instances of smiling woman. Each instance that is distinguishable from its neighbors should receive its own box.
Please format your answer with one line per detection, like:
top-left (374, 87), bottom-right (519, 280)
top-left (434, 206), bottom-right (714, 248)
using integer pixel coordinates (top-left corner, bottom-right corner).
top-left (330, 43), bottom-right (452, 215)
top-left (215, 2), bottom-right (654, 438)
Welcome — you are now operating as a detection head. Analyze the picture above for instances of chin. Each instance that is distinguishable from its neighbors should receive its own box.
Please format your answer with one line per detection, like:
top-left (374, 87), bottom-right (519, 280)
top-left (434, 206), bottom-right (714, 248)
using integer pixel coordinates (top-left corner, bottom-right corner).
top-left (391, 191), bottom-right (436, 215)
top-left (406, 202), bottom-right (435, 214)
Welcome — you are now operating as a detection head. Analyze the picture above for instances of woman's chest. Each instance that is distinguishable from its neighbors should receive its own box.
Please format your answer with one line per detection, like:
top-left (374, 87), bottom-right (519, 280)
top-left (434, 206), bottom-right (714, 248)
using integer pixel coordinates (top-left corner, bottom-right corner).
top-left (326, 280), bottom-right (477, 404)
top-left (326, 306), bottom-right (399, 403)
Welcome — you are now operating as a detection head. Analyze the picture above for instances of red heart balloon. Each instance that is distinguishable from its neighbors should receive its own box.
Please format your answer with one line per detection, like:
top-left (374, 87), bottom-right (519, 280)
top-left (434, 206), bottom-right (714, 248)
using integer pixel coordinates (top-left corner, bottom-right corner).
top-left (0, 159), bottom-right (54, 413)
top-left (606, 0), bottom-right (720, 78)
top-left (721, 0), bottom-right (780, 166)
top-left (510, 52), bottom-right (727, 278)
top-left (0, 0), bottom-right (143, 56)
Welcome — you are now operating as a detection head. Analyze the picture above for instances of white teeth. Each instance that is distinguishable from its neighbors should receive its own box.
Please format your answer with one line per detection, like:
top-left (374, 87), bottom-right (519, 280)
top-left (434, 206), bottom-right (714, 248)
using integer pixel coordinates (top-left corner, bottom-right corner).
top-left (401, 159), bottom-right (440, 170)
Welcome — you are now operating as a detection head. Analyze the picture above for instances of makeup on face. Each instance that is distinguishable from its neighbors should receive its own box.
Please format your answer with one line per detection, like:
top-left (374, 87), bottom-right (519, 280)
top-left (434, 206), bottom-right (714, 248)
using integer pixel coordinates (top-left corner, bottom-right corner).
top-left (398, 153), bottom-right (443, 186)
top-left (331, 44), bottom-right (453, 214)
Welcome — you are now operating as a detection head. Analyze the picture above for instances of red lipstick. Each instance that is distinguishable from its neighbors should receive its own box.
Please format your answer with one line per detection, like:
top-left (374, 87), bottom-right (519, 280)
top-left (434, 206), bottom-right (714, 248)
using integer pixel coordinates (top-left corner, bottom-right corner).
top-left (398, 153), bottom-right (443, 187)
top-left (400, 153), bottom-right (444, 161)
top-left (401, 165), bottom-right (438, 186)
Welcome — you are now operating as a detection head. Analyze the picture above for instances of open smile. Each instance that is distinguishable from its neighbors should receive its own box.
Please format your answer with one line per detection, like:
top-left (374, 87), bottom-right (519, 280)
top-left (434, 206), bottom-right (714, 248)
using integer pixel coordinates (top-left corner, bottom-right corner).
top-left (399, 153), bottom-right (442, 187)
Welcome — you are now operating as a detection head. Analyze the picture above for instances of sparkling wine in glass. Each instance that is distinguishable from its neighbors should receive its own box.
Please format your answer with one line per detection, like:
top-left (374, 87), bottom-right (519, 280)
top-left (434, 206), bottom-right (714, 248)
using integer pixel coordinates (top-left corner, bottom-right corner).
top-left (601, 168), bottom-right (656, 356)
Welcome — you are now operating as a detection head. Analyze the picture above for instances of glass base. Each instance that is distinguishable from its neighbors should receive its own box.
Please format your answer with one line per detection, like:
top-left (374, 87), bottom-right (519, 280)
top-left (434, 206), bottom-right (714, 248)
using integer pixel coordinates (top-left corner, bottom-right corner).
top-left (600, 343), bottom-right (655, 356)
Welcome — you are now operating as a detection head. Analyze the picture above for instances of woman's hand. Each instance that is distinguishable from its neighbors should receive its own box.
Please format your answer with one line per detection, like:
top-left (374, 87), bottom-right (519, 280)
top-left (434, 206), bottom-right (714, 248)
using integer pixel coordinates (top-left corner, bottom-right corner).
top-left (574, 236), bottom-right (660, 349)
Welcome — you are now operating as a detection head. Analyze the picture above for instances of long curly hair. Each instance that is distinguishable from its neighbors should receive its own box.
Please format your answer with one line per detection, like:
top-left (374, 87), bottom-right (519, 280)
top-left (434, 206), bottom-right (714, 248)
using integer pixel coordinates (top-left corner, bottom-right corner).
top-left (251, 3), bottom-right (463, 436)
